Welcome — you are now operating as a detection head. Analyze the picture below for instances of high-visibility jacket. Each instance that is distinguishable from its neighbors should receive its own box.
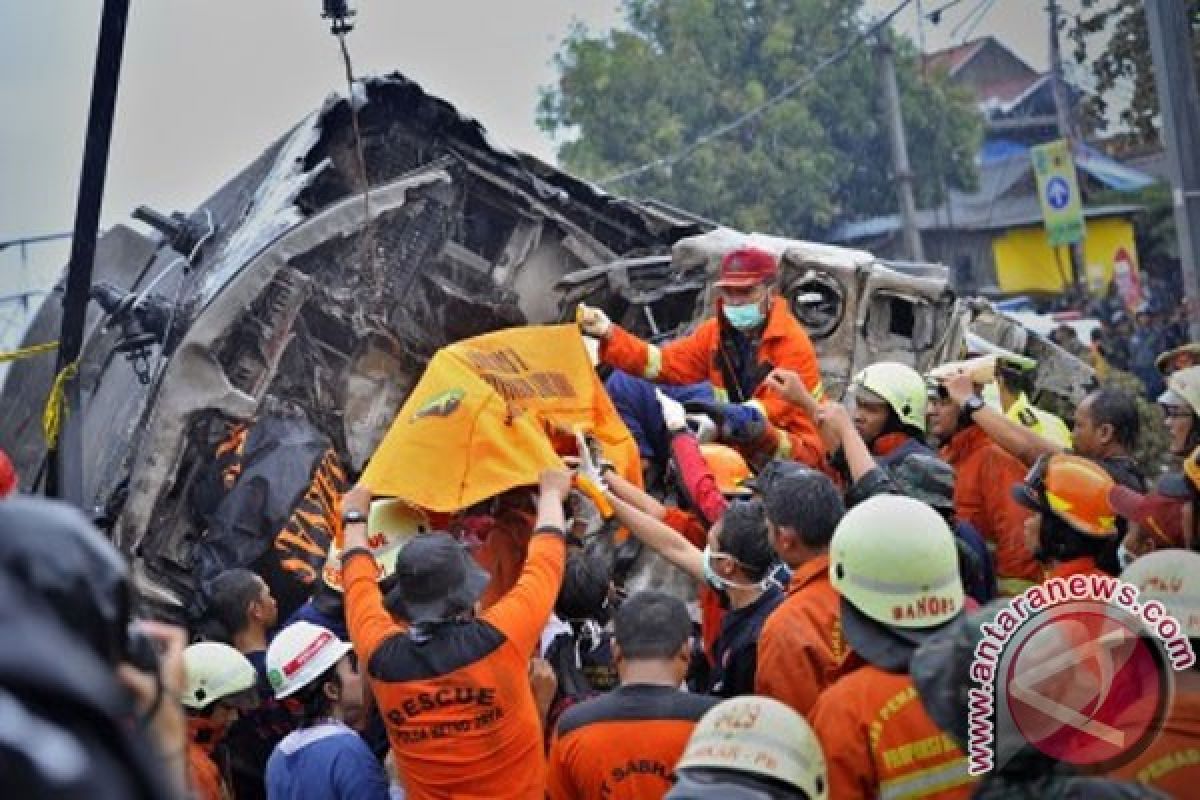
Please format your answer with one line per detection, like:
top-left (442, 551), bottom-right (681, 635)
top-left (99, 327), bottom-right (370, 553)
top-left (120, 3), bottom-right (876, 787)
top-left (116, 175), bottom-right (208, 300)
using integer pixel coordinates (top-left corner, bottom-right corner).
top-left (599, 298), bottom-right (825, 468)
top-left (810, 665), bottom-right (976, 800)
top-left (344, 531), bottom-right (565, 800)
top-left (941, 424), bottom-right (1041, 592)
top-left (1007, 392), bottom-right (1073, 449)
top-left (546, 683), bottom-right (719, 800)
top-left (754, 554), bottom-right (848, 716)
top-left (1114, 684), bottom-right (1200, 797)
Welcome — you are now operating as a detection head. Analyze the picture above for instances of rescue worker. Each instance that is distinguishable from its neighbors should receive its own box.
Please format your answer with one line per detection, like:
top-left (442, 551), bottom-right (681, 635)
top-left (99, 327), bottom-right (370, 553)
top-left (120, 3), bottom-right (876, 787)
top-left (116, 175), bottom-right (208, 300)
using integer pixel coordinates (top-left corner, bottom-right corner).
top-left (754, 462), bottom-right (847, 716)
top-left (606, 491), bottom-right (783, 696)
top-left (182, 641), bottom-right (260, 800)
top-left (929, 367), bottom-right (1040, 593)
top-left (1156, 342), bottom-right (1200, 377)
top-left (845, 362), bottom-right (934, 469)
top-left (264, 621), bottom-right (388, 800)
top-left (941, 370), bottom-right (1145, 492)
top-left (199, 569), bottom-right (285, 800)
top-left (911, 602), bottom-right (1171, 799)
top-left (1012, 453), bottom-right (1119, 579)
top-left (546, 590), bottom-right (720, 800)
top-left (667, 695), bottom-right (829, 800)
top-left (577, 246), bottom-right (826, 468)
top-left (988, 350), bottom-right (1073, 449)
top-left (809, 495), bottom-right (975, 800)
top-left (1159, 365), bottom-right (1200, 459)
top-left (1115, 550), bottom-right (1200, 796)
top-left (339, 469), bottom-right (569, 800)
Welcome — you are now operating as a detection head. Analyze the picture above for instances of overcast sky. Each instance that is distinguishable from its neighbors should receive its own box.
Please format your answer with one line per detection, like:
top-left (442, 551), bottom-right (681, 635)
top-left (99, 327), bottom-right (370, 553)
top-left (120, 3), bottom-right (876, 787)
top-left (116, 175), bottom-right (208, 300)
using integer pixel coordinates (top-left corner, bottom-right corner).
top-left (0, 0), bottom-right (1072, 294)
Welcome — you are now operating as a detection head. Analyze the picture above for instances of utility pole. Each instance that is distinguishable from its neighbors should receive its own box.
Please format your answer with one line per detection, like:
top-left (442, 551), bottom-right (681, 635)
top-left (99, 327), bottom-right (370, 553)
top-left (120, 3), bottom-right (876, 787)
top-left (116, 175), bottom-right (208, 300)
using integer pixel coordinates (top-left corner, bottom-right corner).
top-left (877, 29), bottom-right (925, 262)
top-left (47, 0), bottom-right (130, 501)
top-left (1046, 0), bottom-right (1089, 298)
top-left (1144, 0), bottom-right (1200, 340)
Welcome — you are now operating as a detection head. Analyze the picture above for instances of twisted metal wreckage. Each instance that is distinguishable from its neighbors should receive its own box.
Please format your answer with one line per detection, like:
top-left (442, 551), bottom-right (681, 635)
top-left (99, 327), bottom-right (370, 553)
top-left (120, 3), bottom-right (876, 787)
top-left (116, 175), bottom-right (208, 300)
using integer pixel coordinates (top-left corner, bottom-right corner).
top-left (0, 73), bottom-right (1094, 619)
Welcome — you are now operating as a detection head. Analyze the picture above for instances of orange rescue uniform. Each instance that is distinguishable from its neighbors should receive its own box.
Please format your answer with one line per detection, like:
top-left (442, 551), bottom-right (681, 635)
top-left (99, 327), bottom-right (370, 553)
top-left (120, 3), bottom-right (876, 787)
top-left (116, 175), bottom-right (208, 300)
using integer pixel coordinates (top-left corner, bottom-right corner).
top-left (1046, 555), bottom-right (1106, 580)
top-left (546, 683), bottom-right (720, 800)
top-left (810, 666), bottom-right (976, 800)
top-left (1114, 684), bottom-right (1200, 797)
top-left (187, 739), bottom-right (226, 800)
top-left (754, 554), bottom-right (848, 716)
top-left (344, 531), bottom-right (565, 800)
top-left (599, 298), bottom-right (825, 467)
top-left (940, 424), bottom-right (1040, 590)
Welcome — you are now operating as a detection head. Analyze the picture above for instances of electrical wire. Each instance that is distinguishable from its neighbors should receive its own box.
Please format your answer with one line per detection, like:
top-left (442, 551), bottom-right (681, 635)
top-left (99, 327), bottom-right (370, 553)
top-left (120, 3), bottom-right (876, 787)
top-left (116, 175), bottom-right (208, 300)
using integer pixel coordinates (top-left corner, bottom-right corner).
top-left (953, 0), bottom-right (999, 42)
top-left (599, 0), bottom-right (917, 187)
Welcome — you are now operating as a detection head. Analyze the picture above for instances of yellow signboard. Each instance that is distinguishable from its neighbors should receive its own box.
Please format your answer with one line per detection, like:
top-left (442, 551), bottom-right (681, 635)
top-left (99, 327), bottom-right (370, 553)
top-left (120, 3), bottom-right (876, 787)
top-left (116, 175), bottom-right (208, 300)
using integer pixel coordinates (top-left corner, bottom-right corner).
top-left (1031, 139), bottom-right (1086, 246)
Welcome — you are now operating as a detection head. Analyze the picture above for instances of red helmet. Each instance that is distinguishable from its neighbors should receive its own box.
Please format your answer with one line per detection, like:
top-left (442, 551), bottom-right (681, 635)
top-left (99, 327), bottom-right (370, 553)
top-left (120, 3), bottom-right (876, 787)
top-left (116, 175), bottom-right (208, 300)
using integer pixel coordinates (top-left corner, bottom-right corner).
top-left (0, 449), bottom-right (15, 498)
top-left (715, 247), bottom-right (778, 288)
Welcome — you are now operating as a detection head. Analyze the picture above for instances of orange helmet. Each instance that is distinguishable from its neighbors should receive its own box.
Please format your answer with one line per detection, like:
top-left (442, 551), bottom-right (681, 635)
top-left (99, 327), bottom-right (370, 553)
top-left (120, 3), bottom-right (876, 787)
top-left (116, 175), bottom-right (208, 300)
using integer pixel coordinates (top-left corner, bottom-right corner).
top-left (1013, 454), bottom-right (1117, 536)
top-left (700, 444), bottom-right (752, 496)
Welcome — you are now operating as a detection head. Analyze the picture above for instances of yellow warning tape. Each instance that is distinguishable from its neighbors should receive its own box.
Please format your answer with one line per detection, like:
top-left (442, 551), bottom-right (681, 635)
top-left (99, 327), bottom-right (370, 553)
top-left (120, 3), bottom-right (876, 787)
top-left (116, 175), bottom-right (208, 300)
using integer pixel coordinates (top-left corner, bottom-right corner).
top-left (42, 361), bottom-right (78, 449)
top-left (0, 340), bottom-right (59, 363)
top-left (0, 340), bottom-right (80, 448)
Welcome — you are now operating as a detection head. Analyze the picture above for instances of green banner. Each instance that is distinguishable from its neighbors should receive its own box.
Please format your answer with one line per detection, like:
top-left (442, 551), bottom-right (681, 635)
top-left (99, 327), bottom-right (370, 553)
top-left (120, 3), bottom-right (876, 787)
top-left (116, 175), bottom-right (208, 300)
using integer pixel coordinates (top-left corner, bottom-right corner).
top-left (1031, 139), bottom-right (1085, 247)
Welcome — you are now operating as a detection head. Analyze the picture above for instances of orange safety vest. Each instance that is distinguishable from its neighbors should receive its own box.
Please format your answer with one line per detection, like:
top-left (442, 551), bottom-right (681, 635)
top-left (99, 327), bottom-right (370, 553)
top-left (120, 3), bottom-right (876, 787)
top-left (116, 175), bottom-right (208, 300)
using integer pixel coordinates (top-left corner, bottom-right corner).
top-left (599, 298), bottom-right (825, 468)
top-left (754, 554), bottom-right (849, 716)
top-left (810, 665), bottom-right (976, 800)
top-left (941, 425), bottom-right (1041, 590)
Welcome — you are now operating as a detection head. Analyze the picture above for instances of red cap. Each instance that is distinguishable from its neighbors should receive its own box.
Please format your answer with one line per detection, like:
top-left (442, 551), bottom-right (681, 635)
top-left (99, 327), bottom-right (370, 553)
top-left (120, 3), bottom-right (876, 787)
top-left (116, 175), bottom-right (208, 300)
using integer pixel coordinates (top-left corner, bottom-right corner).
top-left (0, 449), bottom-right (15, 498)
top-left (715, 247), bottom-right (778, 288)
top-left (1109, 485), bottom-right (1186, 548)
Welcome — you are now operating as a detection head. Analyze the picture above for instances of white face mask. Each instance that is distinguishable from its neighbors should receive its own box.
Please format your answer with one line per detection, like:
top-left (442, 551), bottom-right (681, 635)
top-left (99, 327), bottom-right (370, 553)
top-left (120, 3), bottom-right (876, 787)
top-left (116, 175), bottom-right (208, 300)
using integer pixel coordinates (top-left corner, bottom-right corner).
top-left (701, 546), bottom-right (780, 593)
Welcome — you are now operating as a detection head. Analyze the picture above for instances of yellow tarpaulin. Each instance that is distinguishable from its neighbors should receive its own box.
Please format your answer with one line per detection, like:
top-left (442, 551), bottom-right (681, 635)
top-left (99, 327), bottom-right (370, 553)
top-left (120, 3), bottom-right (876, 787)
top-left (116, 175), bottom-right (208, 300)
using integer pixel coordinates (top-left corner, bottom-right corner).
top-left (992, 215), bottom-right (1139, 295)
top-left (361, 324), bottom-right (641, 512)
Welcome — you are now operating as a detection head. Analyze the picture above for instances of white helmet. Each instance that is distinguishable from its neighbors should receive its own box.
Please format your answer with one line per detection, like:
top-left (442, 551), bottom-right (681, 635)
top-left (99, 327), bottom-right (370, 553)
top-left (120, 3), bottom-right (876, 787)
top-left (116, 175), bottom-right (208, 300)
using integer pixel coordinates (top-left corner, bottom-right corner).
top-left (830, 495), bottom-right (964, 630)
top-left (1121, 550), bottom-right (1200, 639)
top-left (322, 498), bottom-right (429, 592)
top-left (266, 621), bottom-right (353, 699)
top-left (853, 362), bottom-right (928, 433)
top-left (1159, 365), bottom-right (1200, 417)
top-left (182, 642), bottom-right (258, 710)
top-left (676, 695), bottom-right (827, 799)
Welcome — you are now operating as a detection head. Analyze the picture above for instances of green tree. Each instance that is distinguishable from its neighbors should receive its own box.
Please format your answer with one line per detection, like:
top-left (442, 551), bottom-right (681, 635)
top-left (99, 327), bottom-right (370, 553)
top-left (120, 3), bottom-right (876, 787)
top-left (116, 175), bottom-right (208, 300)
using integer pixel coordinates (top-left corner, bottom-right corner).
top-left (538, 0), bottom-right (982, 236)
top-left (1068, 0), bottom-right (1200, 146)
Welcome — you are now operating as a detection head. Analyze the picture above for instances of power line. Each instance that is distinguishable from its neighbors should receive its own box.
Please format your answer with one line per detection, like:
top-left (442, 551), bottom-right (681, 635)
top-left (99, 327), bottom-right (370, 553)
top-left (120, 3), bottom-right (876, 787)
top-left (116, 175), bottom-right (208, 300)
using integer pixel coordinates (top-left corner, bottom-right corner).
top-left (598, 0), bottom-right (916, 187)
top-left (953, 0), bottom-right (999, 42)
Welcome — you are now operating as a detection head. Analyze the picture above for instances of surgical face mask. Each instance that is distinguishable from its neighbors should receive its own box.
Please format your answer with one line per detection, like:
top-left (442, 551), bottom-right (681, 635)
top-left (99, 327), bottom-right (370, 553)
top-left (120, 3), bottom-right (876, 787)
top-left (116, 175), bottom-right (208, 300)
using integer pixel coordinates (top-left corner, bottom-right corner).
top-left (1116, 541), bottom-right (1138, 571)
top-left (702, 546), bottom-right (776, 593)
top-left (722, 302), bottom-right (765, 330)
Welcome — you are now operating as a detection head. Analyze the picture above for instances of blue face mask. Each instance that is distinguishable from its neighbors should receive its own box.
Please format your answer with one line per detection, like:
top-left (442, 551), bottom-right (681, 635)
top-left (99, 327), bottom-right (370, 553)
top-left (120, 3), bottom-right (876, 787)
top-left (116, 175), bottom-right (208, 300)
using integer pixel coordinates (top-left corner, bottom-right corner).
top-left (722, 302), bottom-right (764, 330)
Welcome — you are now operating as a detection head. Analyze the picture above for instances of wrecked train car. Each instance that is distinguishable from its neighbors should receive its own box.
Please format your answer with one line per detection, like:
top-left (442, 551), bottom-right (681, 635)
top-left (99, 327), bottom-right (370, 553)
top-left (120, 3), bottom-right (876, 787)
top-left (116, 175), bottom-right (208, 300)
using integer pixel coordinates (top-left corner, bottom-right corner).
top-left (0, 73), bottom-right (703, 614)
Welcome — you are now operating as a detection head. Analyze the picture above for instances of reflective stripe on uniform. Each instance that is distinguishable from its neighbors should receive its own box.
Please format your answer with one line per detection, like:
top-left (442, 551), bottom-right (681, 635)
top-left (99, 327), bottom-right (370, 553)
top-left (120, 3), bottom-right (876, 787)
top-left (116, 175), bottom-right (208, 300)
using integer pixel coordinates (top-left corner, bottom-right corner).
top-left (878, 756), bottom-right (972, 800)
top-left (743, 399), bottom-right (767, 417)
top-left (775, 433), bottom-right (792, 460)
top-left (812, 381), bottom-right (826, 401)
top-left (643, 345), bottom-right (663, 381)
top-left (713, 387), bottom-right (730, 403)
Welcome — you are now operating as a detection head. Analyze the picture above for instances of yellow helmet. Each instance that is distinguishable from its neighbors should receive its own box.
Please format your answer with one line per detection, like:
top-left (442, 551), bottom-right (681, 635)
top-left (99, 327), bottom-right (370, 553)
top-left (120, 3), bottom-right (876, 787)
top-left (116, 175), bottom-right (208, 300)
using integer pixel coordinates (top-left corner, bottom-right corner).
top-left (829, 495), bottom-right (963, 630)
top-left (853, 362), bottom-right (928, 433)
top-left (699, 444), bottom-right (752, 496)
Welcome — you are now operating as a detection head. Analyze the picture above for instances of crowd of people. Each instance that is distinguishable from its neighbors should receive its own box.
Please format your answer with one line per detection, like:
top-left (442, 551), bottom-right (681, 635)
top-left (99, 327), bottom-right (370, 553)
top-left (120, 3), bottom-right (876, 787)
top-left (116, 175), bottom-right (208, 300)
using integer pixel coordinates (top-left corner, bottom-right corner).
top-left (1, 246), bottom-right (1198, 799)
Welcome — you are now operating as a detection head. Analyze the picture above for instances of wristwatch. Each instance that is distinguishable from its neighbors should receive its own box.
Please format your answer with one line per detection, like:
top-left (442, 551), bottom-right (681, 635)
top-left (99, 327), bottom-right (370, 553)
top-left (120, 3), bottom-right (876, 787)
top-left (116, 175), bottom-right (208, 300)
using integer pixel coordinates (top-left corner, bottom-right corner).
top-left (962, 394), bottom-right (986, 418)
top-left (342, 509), bottom-right (368, 525)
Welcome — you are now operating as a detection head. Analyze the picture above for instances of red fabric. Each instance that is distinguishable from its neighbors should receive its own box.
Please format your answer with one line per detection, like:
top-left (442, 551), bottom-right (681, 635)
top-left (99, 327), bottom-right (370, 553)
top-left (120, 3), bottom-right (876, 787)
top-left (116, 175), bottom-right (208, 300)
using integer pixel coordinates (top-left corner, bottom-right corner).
top-left (716, 247), bottom-right (778, 287)
top-left (1048, 556), bottom-right (1104, 580)
top-left (941, 425), bottom-right (1040, 583)
top-left (668, 433), bottom-right (729, 527)
top-left (872, 432), bottom-right (914, 458)
top-left (661, 506), bottom-right (722, 664)
top-left (0, 449), bottom-right (15, 497)
top-left (600, 298), bottom-right (826, 468)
